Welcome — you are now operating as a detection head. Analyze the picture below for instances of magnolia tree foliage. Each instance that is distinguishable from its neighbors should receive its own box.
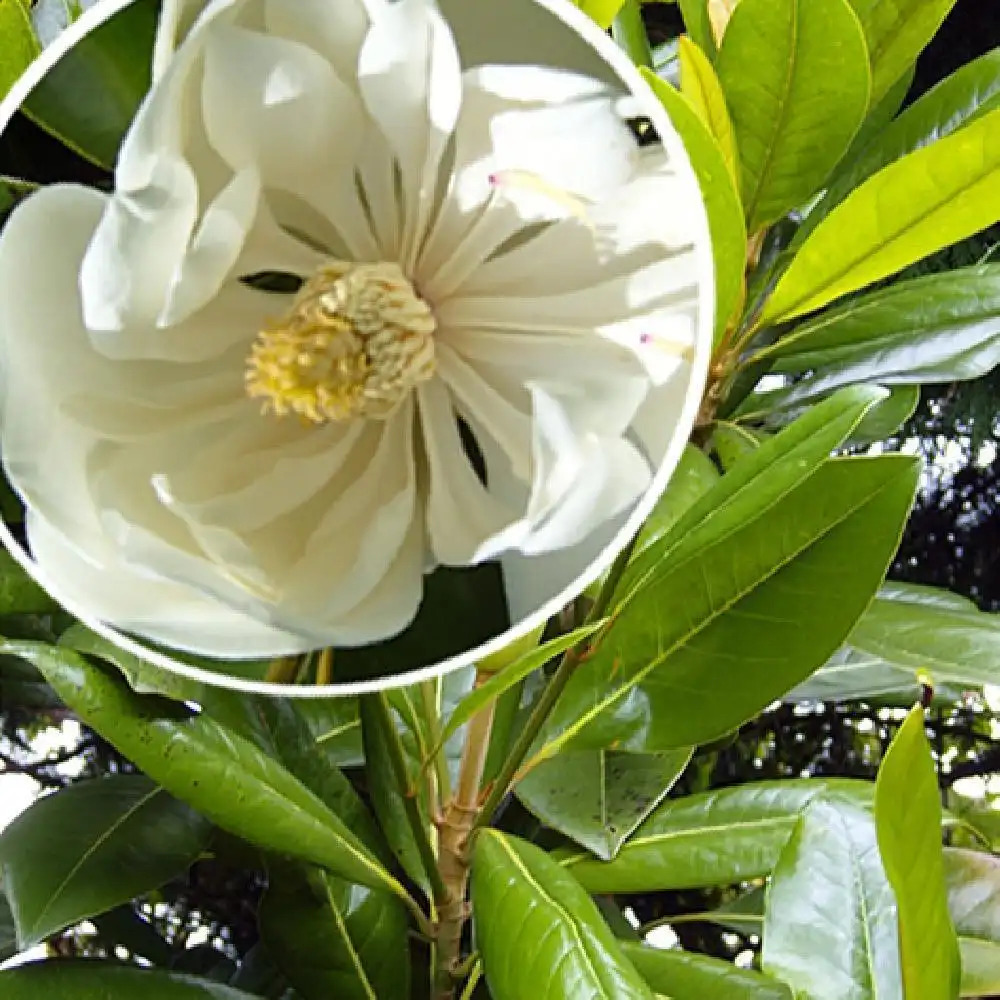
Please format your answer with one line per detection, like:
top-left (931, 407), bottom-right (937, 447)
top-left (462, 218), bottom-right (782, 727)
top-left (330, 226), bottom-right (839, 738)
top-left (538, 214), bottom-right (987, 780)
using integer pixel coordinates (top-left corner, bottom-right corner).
top-left (0, 1), bottom-right (999, 999)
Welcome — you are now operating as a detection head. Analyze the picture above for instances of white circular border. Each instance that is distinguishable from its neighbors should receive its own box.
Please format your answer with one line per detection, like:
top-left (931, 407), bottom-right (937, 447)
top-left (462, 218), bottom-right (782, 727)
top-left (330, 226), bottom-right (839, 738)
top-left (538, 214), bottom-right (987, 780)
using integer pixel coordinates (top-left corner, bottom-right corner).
top-left (0, 0), bottom-right (715, 698)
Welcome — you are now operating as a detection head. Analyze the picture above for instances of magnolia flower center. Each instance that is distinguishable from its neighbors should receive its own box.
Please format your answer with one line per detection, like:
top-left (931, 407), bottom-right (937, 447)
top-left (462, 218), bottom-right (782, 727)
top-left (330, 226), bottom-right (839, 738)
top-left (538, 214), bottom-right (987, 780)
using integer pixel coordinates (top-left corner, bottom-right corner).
top-left (245, 261), bottom-right (437, 423)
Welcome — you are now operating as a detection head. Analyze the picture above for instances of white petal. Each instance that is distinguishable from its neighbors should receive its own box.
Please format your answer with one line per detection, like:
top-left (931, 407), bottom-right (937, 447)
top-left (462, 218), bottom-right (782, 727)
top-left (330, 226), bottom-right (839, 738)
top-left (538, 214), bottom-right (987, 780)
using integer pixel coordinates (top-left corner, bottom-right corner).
top-left (358, 0), bottom-right (462, 268)
top-left (417, 378), bottom-right (518, 565)
top-left (201, 23), bottom-right (364, 193)
top-left (27, 512), bottom-right (307, 657)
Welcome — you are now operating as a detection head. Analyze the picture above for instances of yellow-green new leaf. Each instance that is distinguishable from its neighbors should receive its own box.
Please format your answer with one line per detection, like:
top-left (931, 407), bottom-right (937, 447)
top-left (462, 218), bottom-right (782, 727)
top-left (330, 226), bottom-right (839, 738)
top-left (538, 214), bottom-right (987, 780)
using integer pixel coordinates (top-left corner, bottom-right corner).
top-left (572, 0), bottom-right (627, 29)
top-left (679, 36), bottom-right (739, 184)
top-left (643, 69), bottom-right (746, 340)
top-left (763, 108), bottom-right (1000, 325)
top-left (0, 0), bottom-right (38, 101)
top-left (875, 706), bottom-right (961, 1000)
top-left (845, 0), bottom-right (958, 104)
top-left (716, 0), bottom-right (870, 230)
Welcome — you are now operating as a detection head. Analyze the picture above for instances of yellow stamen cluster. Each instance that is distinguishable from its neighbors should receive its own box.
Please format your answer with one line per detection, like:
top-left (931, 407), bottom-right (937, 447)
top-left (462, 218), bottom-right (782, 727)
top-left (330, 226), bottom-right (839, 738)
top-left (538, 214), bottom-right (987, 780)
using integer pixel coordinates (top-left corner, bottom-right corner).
top-left (246, 261), bottom-right (437, 424)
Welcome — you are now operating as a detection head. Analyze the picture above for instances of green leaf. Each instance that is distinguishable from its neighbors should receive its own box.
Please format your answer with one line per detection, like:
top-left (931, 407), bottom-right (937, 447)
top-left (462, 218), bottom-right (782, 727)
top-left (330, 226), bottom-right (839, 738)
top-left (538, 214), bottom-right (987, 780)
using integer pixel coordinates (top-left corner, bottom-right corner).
top-left (622, 941), bottom-right (792, 999)
top-left (633, 444), bottom-right (721, 557)
top-left (959, 938), bottom-right (1000, 997)
top-left (562, 778), bottom-right (874, 892)
top-left (542, 453), bottom-right (918, 754)
top-left (0, 885), bottom-right (16, 963)
top-left (762, 109), bottom-right (1000, 325)
top-left (752, 266), bottom-right (1000, 412)
top-left (436, 623), bottom-right (606, 755)
top-left (0, 0), bottom-right (40, 101)
top-left (259, 862), bottom-right (410, 1000)
top-left (298, 699), bottom-right (363, 768)
top-left (874, 706), bottom-right (961, 999)
top-left (944, 847), bottom-right (1000, 943)
top-left (0, 961), bottom-right (265, 999)
top-left (515, 747), bottom-right (692, 861)
top-left (641, 69), bottom-right (746, 340)
top-left (677, 0), bottom-right (717, 57)
top-left (762, 799), bottom-right (902, 999)
top-left (573, 0), bottom-right (627, 29)
top-left (471, 831), bottom-right (653, 999)
top-left (716, 0), bottom-right (870, 230)
top-left (712, 420), bottom-right (762, 470)
top-left (359, 697), bottom-right (430, 891)
top-left (844, 0), bottom-right (958, 104)
top-left (805, 50), bottom-right (1000, 245)
top-left (0, 774), bottom-right (210, 948)
top-left (21, 0), bottom-right (158, 170)
top-left (678, 36), bottom-right (738, 183)
top-left (0, 551), bottom-right (58, 615)
top-left (13, 642), bottom-right (404, 897)
top-left (792, 584), bottom-right (1000, 704)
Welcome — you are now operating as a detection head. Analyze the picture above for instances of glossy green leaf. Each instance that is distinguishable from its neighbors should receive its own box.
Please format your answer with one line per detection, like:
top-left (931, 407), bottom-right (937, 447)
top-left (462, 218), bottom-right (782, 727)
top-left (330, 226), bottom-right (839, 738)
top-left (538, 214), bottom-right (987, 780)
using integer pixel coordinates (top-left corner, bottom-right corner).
top-left (91, 905), bottom-right (173, 966)
top-left (437, 623), bottom-right (606, 755)
top-left (471, 831), bottom-right (653, 999)
top-left (0, 885), bottom-right (16, 963)
top-left (0, 551), bottom-right (58, 615)
top-left (677, 0), bottom-right (717, 57)
top-left (959, 938), bottom-right (1000, 997)
top-left (516, 747), bottom-right (692, 861)
top-left (259, 862), bottom-right (409, 1000)
top-left (21, 0), bottom-right (158, 169)
top-left (562, 778), bottom-right (874, 892)
top-left (0, 961), bottom-right (264, 999)
top-left (752, 266), bottom-right (1000, 414)
top-left (298, 699), bottom-right (363, 768)
top-left (359, 697), bottom-right (430, 891)
top-left (944, 848), bottom-right (1000, 942)
top-left (642, 69), bottom-right (746, 340)
top-left (805, 50), bottom-right (1000, 245)
top-left (572, 0), bottom-right (627, 29)
top-left (542, 453), bottom-right (918, 754)
top-left (875, 706), bottom-right (961, 999)
top-left (845, 0), bottom-right (958, 103)
top-left (622, 941), bottom-right (792, 999)
top-left (716, 0), bottom-right (869, 229)
top-left (837, 66), bottom-right (915, 174)
top-left (13, 642), bottom-right (403, 897)
top-left (0, 774), bottom-right (210, 948)
top-left (762, 799), bottom-right (902, 999)
top-left (633, 444), bottom-right (721, 557)
top-left (0, 0), bottom-right (39, 100)
top-left (762, 109), bottom-right (1000, 325)
top-left (847, 385), bottom-right (920, 445)
top-left (712, 421), bottom-right (762, 470)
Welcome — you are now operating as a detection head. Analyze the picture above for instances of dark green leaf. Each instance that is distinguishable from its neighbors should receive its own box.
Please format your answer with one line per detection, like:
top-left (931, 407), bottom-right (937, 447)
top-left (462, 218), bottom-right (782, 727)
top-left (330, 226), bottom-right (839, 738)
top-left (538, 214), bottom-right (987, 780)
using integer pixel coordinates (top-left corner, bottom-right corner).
top-left (0, 961), bottom-right (265, 999)
top-left (91, 905), bottom-right (174, 966)
top-left (21, 0), bottom-right (158, 169)
top-left (515, 747), bottom-right (692, 861)
top-left (13, 642), bottom-right (404, 897)
top-left (762, 799), bottom-right (902, 999)
top-left (641, 69), bottom-right (746, 341)
top-left (359, 697), bottom-right (430, 891)
top-left (0, 885), bottom-right (16, 963)
top-left (752, 266), bottom-right (1000, 413)
top-left (541, 454), bottom-right (918, 753)
top-left (562, 778), bottom-right (874, 892)
top-left (623, 941), bottom-right (792, 999)
top-left (259, 862), bottom-right (409, 1000)
top-left (471, 831), bottom-right (653, 999)
top-left (0, 551), bottom-right (58, 615)
top-left (762, 109), bottom-right (1000, 324)
top-left (844, 0), bottom-right (958, 103)
top-left (874, 706), bottom-right (961, 999)
top-left (716, 0), bottom-right (870, 229)
top-left (296, 699), bottom-right (363, 769)
top-left (0, 774), bottom-right (209, 947)
top-left (0, 0), bottom-right (39, 100)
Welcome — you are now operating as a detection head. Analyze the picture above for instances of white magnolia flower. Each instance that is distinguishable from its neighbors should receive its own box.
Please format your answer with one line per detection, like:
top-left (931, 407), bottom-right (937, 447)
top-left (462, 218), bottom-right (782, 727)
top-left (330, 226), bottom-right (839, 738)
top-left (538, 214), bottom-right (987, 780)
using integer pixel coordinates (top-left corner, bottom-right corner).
top-left (0, 0), bottom-right (709, 673)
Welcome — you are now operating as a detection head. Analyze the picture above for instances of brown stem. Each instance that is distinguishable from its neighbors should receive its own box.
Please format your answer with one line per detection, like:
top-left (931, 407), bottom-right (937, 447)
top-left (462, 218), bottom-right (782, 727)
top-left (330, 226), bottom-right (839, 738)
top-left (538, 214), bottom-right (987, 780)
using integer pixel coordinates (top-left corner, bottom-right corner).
top-left (433, 690), bottom-right (496, 1000)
